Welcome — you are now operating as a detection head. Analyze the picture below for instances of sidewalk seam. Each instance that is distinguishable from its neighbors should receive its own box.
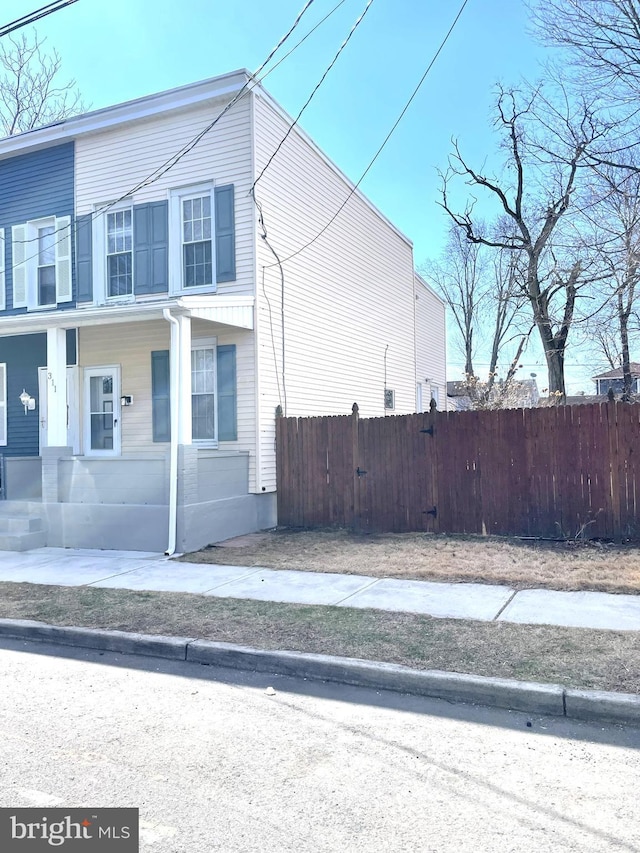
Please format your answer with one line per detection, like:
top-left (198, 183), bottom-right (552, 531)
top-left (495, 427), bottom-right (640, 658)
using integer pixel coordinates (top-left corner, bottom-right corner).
top-left (493, 589), bottom-right (518, 621)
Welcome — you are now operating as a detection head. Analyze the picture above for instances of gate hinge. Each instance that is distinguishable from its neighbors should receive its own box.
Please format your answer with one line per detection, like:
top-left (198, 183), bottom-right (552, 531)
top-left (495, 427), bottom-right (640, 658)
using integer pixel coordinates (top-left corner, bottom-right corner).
top-left (356, 467), bottom-right (367, 477)
top-left (424, 506), bottom-right (437, 518)
top-left (420, 425), bottom-right (434, 436)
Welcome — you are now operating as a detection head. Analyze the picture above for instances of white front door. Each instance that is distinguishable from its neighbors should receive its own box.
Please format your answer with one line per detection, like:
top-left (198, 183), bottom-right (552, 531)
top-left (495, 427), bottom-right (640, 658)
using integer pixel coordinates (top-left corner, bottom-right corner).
top-left (38, 366), bottom-right (80, 454)
top-left (83, 366), bottom-right (121, 456)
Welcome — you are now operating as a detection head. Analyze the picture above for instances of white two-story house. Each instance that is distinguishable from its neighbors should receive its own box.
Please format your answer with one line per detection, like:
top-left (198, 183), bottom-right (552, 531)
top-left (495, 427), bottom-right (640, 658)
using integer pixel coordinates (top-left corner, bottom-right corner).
top-left (0, 70), bottom-right (446, 552)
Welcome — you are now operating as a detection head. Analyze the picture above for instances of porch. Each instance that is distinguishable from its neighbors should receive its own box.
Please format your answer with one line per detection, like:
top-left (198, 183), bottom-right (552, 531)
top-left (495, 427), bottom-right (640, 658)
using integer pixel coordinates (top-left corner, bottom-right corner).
top-left (0, 447), bottom-right (274, 552)
top-left (0, 295), bottom-right (277, 552)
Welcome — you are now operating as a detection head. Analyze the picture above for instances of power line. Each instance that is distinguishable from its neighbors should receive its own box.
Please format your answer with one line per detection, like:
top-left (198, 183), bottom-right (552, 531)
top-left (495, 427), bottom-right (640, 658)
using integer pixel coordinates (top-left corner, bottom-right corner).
top-left (252, 0), bottom-right (376, 192)
top-left (265, 0), bottom-right (471, 269)
top-left (9, 0), bottom-right (323, 267)
top-left (0, 0), bottom-right (79, 38)
top-left (99, 0), bottom-right (319, 203)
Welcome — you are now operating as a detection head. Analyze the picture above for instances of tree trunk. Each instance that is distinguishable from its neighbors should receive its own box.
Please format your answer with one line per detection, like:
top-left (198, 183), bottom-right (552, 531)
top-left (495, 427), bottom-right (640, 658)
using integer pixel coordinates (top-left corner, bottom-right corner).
top-left (619, 291), bottom-right (632, 401)
top-left (544, 346), bottom-right (566, 400)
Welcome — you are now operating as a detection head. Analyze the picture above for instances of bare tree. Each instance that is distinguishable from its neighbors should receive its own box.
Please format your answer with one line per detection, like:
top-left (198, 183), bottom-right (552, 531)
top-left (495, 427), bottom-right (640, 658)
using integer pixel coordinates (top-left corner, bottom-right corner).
top-left (530, 0), bottom-right (640, 103)
top-left (0, 30), bottom-right (86, 136)
top-left (581, 163), bottom-right (640, 399)
top-left (423, 223), bottom-right (486, 376)
top-left (424, 218), bottom-right (530, 408)
top-left (441, 86), bottom-right (603, 400)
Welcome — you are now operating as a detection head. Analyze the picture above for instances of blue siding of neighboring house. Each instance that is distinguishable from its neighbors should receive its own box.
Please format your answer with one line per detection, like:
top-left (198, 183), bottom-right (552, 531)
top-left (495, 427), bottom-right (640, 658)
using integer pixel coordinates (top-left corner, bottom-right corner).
top-left (0, 330), bottom-right (76, 457)
top-left (0, 334), bottom-right (46, 456)
top-left (0, 142), bottom-right (76, 314)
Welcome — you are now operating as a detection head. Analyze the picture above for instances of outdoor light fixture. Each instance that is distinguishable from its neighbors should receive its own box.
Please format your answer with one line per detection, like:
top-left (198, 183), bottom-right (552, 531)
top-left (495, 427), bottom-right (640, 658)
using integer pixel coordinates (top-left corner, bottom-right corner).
top-left (19, 389), bottom-right (36, 414)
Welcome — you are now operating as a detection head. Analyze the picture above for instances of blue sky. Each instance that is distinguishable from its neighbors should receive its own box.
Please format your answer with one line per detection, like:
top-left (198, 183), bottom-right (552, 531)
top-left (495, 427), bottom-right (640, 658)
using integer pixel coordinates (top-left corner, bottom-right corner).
top-left (7, 0), bottom-right (547, 265)
top-left (7, 0), bottom-right (601, 390)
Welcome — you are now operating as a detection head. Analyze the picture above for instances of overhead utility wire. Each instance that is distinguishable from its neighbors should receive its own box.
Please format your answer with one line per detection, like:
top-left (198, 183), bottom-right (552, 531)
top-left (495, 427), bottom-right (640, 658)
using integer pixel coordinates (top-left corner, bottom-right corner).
top-left (0, 0), bottom-right (79, 38)
top-left (252, 0), bottom-right (376, 192)
top-left (11, 0), bottom-right (323, 261)
top-left (102, 0), bottom-right (318, 199)
top-left (261, 0), bottom-right (349, 78)
top-left (266, 0), bottom-right (471, 269)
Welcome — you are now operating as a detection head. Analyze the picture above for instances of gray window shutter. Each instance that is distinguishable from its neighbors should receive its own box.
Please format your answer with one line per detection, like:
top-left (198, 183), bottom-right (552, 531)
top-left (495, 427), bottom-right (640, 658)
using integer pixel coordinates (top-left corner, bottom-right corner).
top-left (215, 184), bottom-right (236, 283)
top-left (217, 344), bottom-right (237, 441)
top-left (151, 350), bottom-right (171, 442)
top-left (135, 201), bottom-right (168, 294)
top-left (76, 214), bottom-right (93, 302)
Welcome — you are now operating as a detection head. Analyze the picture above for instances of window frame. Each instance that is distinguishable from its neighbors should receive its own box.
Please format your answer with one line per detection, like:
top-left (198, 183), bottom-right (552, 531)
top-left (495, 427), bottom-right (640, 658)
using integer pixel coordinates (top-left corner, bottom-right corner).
top-left (191, 336), bottom-right (218, 446)
top-left (168, 182), bottom-right (216, 296)
top-left (105, 206), bottom-right (134, 299)
top-left (25, 216), bottom-right (57, 311)
top-left (36, 222), bottom-right (57, 308)
top-left (91, 199), bottom-right (135, 306)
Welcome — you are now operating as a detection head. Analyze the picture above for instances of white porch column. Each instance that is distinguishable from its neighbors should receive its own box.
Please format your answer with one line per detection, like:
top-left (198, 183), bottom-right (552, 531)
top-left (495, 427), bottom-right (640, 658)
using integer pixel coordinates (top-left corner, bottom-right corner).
top-left (177, 314), bottom-right (192, 444)
top-left (46, 328), bottom-right (68, 447)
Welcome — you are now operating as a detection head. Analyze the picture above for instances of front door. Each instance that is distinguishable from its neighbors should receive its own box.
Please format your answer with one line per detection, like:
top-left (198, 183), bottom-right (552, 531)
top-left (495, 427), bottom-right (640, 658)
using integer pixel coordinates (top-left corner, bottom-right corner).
top-left (38, 366), bottom-right (80, 454)
top-left (83, 366), bottom-right (121, 456)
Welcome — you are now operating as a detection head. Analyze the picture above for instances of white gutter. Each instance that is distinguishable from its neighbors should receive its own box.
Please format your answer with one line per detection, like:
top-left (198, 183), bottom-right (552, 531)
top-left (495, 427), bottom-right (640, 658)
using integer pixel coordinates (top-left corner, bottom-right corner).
top-left (163, 308), bottom-right (180, 556)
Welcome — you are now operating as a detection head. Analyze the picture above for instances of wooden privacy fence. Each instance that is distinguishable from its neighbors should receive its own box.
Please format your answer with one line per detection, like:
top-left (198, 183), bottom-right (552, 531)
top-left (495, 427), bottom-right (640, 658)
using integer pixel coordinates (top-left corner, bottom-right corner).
top-left (275, 401), bottom-right (640, 540)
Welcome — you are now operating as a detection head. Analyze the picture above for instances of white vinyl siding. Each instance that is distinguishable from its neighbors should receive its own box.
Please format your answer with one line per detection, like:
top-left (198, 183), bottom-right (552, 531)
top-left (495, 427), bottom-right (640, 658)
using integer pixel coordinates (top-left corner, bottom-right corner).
top-left (252, 93), bottom-right (420, 490)
top-left (75, 96), bottom-right (254, 299)
top-left (414, 274), bottom-right (446, 410)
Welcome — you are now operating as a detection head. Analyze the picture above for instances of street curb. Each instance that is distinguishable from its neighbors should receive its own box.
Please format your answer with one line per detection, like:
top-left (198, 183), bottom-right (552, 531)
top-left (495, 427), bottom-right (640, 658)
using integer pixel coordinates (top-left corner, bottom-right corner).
top-left (0, 618), bottom-right (638, 726)
top-left (0, 618), bottom-right (194, 660)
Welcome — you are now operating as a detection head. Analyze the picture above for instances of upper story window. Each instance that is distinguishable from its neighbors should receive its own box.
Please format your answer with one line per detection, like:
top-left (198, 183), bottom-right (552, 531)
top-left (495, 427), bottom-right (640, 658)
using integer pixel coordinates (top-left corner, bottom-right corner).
top-left (37, 225), bottom-right (56, 307)
top-left (79, 184), bottom-right (235, 305)
top-left (169, 183), bottom-right (219, 295)
top-left (106, 208), bottom-right (133, 297)
top-left (11, 215), bottom-right (72, 311)
top-left (182, 196), bottom-right (212, 288)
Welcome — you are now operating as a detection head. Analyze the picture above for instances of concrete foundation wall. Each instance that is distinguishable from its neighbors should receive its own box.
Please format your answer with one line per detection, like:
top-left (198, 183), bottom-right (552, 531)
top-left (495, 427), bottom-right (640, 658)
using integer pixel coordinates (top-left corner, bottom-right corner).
top-left (197, 451), bottom-right (249, 502)
top-left (58, 455), bottom-right (169, 504)
top-left (43, 502), bottom-right (169, 551)
top-left (39, 492), bottom-right (276, 553)
top-left (178, 492), bottom-right (277, 553)
top-left (4, 457), bottom-right (42, 500)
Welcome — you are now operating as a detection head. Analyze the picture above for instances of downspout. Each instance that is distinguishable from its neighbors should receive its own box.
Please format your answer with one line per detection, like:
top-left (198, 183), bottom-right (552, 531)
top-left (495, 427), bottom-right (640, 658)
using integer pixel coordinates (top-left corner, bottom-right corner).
top-left (163, 309), bottom-right (180, 556)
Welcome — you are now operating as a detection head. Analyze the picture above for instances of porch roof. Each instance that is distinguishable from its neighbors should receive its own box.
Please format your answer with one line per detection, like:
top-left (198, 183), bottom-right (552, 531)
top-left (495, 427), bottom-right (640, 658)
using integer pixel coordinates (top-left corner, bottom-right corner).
top-left (0, 296), bottom-right (255, 335)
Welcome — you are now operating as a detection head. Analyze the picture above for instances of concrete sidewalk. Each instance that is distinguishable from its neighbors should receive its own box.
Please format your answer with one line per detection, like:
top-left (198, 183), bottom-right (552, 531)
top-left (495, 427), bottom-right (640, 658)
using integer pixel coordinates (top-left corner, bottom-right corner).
top-left (0, 546), bottom-right (638, 631)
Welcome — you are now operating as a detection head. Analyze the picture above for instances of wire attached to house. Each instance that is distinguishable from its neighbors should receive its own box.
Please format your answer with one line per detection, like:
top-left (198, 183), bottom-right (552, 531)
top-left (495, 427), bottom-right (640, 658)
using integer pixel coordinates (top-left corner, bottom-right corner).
top-left (264, 0), bottom-right (470, 270)
top-left (256, 199), bottom-right (287, 414)
top-left (251, 0), bottom-right (376, 193)
top-left (0, 0), bottom-right (79, 38)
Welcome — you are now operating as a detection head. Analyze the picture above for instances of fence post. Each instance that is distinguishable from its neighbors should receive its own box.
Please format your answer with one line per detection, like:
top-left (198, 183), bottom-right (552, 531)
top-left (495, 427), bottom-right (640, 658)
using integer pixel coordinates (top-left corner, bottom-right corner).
top-left (352, 403), bottom-right (360, 531)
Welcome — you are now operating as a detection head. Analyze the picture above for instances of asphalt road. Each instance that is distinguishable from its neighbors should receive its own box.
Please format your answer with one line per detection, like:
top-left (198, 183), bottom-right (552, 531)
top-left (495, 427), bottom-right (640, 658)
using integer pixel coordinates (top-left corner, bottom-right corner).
top-left (0, 639), bottom-right (639, 853)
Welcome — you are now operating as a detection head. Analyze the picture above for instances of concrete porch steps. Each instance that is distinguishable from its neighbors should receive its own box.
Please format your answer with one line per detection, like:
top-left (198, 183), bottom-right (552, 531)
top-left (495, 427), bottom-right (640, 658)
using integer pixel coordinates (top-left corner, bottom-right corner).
top-left (0, 502), bottom-right (47, 551)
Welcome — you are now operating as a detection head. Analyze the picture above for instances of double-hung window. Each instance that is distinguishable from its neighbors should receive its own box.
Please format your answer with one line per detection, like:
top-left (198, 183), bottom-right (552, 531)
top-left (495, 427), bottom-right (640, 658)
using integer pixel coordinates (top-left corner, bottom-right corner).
top-left (191, 340), bottom-right (217, 442)
top-left (169, 183), bottom-right (216, 294)
top-left (37, 225), bottom-right (56, 307)
top-left (182, 195), bottom-right (212, 288)
top-left (106, 208), bottom-right (133, 297)
top-left (11, 215), bottom-right (72, 310)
